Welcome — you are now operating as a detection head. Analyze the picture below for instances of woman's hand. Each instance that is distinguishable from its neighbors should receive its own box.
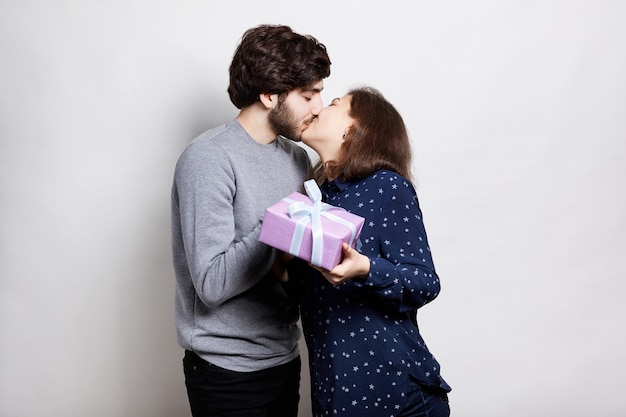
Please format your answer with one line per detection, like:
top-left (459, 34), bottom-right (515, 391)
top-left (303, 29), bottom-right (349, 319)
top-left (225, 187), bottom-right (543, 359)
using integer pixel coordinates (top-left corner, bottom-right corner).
top-left (312, 243), bottom-right (370, 285)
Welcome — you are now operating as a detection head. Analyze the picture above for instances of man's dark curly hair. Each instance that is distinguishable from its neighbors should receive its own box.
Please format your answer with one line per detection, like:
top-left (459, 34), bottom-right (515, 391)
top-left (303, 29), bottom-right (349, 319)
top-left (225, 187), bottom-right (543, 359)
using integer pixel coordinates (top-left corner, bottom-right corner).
top-left (227, 24), bottom-right (331, 109)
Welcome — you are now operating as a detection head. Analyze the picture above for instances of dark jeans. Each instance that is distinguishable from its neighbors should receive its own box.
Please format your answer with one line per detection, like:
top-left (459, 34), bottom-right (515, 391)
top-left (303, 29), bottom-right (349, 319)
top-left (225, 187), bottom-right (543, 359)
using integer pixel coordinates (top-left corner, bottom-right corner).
top-left (183, 350), bottom-right (301, 417)
top-left (397, 377), bottom-right (450, 417)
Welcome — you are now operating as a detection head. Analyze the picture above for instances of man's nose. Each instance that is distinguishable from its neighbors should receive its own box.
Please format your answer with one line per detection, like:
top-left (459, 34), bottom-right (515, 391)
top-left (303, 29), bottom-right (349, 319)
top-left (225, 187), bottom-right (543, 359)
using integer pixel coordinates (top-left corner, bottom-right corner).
top-left (310, 96), bottom-right (323, 115)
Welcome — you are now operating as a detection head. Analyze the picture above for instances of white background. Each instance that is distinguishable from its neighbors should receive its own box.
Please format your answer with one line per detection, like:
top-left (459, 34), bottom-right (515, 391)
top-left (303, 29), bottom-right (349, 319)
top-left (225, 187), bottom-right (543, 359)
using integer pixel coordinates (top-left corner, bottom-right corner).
top-left (1, 1), bottom-right (625, 416)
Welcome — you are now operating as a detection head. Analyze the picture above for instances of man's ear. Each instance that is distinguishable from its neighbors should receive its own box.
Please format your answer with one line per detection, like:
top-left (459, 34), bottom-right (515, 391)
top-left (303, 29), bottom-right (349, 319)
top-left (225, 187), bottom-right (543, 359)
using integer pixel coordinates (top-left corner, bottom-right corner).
top-left (259, 93), bottom-right (279, 110)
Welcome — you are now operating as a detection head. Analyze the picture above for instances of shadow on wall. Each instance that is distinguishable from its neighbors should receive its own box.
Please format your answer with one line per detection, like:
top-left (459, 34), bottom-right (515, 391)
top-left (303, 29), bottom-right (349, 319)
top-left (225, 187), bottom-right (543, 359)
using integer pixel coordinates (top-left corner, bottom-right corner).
top-left (184, 91), bottom-right (239, 150)
top-left (115, 90), bottom-right (238, 417)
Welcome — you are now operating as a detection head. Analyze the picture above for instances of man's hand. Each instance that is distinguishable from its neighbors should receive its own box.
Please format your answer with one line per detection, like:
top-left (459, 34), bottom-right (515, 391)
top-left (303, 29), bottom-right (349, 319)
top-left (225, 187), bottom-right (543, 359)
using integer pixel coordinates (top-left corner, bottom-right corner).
top-left (272, 251), bottom-right (295, 282)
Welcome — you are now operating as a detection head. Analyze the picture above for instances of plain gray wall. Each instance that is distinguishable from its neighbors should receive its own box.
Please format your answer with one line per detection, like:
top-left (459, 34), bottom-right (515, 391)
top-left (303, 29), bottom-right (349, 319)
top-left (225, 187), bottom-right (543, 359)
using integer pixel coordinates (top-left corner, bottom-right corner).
top-left (1, 1), bottom-right (625, 416)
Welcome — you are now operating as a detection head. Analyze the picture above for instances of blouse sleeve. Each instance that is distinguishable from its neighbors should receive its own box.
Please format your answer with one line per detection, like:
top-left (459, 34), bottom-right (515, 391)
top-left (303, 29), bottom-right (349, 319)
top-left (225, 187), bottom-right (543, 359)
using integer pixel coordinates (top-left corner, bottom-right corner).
top-left (353, 176), bottom-right (441, 313)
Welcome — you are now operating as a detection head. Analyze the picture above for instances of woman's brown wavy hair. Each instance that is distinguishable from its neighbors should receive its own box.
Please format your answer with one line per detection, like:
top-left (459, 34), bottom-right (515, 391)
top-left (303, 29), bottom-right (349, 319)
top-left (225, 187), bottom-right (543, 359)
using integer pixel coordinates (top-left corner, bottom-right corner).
top-left (311, 86), bottom-right (412, 184)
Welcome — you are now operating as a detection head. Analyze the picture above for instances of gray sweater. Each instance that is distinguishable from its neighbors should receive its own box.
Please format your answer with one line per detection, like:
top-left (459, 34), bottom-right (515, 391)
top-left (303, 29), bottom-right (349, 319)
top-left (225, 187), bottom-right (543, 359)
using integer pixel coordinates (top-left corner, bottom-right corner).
top-left (171, 119), bottom-right (310, 372)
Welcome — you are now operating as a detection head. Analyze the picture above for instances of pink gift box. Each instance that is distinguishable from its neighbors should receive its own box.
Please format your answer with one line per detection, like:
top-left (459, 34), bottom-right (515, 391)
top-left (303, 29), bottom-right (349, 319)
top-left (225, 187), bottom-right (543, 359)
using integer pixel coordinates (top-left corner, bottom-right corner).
top-left (259, 187), bottom-right (364, 270)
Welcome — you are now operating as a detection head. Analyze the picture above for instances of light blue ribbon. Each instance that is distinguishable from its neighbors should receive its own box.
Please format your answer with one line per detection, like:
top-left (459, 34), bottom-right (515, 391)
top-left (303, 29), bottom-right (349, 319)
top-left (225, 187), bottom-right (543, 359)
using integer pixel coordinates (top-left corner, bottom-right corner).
top-left (286, 180), bottom-right (358, 267)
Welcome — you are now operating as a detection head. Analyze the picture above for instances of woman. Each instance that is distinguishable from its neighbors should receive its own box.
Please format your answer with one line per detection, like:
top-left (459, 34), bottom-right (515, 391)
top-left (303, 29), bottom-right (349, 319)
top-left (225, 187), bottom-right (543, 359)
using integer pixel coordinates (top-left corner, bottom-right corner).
top-left (291, 87), bottom-right (451, 416)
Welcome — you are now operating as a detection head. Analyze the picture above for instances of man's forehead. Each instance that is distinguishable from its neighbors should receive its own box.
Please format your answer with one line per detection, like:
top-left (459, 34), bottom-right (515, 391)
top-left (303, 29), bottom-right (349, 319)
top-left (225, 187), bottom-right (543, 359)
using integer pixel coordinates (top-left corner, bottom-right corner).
top-left (301, 81), bottom-right (324, 93)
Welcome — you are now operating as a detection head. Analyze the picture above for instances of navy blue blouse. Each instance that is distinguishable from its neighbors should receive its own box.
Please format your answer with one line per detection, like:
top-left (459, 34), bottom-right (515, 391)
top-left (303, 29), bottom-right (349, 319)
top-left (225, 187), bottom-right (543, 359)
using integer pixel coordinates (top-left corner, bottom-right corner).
top-left (294, 170), bottom-right (451, 417)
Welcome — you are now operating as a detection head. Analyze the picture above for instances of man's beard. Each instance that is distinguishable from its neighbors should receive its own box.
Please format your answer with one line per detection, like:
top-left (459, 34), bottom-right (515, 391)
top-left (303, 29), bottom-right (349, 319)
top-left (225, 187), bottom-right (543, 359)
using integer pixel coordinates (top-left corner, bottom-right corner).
top-left (268, 96), bottom-right (302, 141)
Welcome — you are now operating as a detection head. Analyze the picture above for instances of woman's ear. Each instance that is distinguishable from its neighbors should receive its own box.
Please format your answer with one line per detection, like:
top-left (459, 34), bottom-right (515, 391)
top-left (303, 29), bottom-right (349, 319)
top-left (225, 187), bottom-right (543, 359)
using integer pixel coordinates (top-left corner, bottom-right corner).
top-left (259, 93), bottom-right (279, 110)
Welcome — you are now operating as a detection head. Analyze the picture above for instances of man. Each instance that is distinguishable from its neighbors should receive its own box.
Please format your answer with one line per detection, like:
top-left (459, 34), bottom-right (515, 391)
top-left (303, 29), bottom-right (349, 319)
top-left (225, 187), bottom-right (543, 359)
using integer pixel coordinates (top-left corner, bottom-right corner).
top-left (171, 24), bottom-right (331, 417)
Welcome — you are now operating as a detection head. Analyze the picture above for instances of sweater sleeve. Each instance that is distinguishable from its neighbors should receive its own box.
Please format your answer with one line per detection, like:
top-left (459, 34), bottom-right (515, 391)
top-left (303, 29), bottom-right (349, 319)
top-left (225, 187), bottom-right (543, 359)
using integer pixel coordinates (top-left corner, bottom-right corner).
top-left (173, 143), bottom-right (274, 308)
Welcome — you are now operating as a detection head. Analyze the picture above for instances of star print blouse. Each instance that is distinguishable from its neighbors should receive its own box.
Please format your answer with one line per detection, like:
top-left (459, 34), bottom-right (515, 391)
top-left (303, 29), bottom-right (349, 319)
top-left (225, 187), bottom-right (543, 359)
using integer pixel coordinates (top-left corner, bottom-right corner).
top-left (291, 169), bottom-right (451, 417)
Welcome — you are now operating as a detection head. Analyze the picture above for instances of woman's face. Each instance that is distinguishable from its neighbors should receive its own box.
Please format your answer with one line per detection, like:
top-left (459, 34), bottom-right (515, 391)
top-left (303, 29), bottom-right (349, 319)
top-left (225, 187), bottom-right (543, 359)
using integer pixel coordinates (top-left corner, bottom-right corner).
top-left (301, 94), bottom-right (354, 161)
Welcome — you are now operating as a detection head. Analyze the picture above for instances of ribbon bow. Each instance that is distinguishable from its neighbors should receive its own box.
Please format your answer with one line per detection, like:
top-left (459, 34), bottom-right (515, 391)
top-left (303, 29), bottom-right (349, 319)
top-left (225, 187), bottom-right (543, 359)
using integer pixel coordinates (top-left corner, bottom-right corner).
top-left (286, 180), bottom-right (359, 268)
top-left (288, 180), bottom-right (326, 266)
